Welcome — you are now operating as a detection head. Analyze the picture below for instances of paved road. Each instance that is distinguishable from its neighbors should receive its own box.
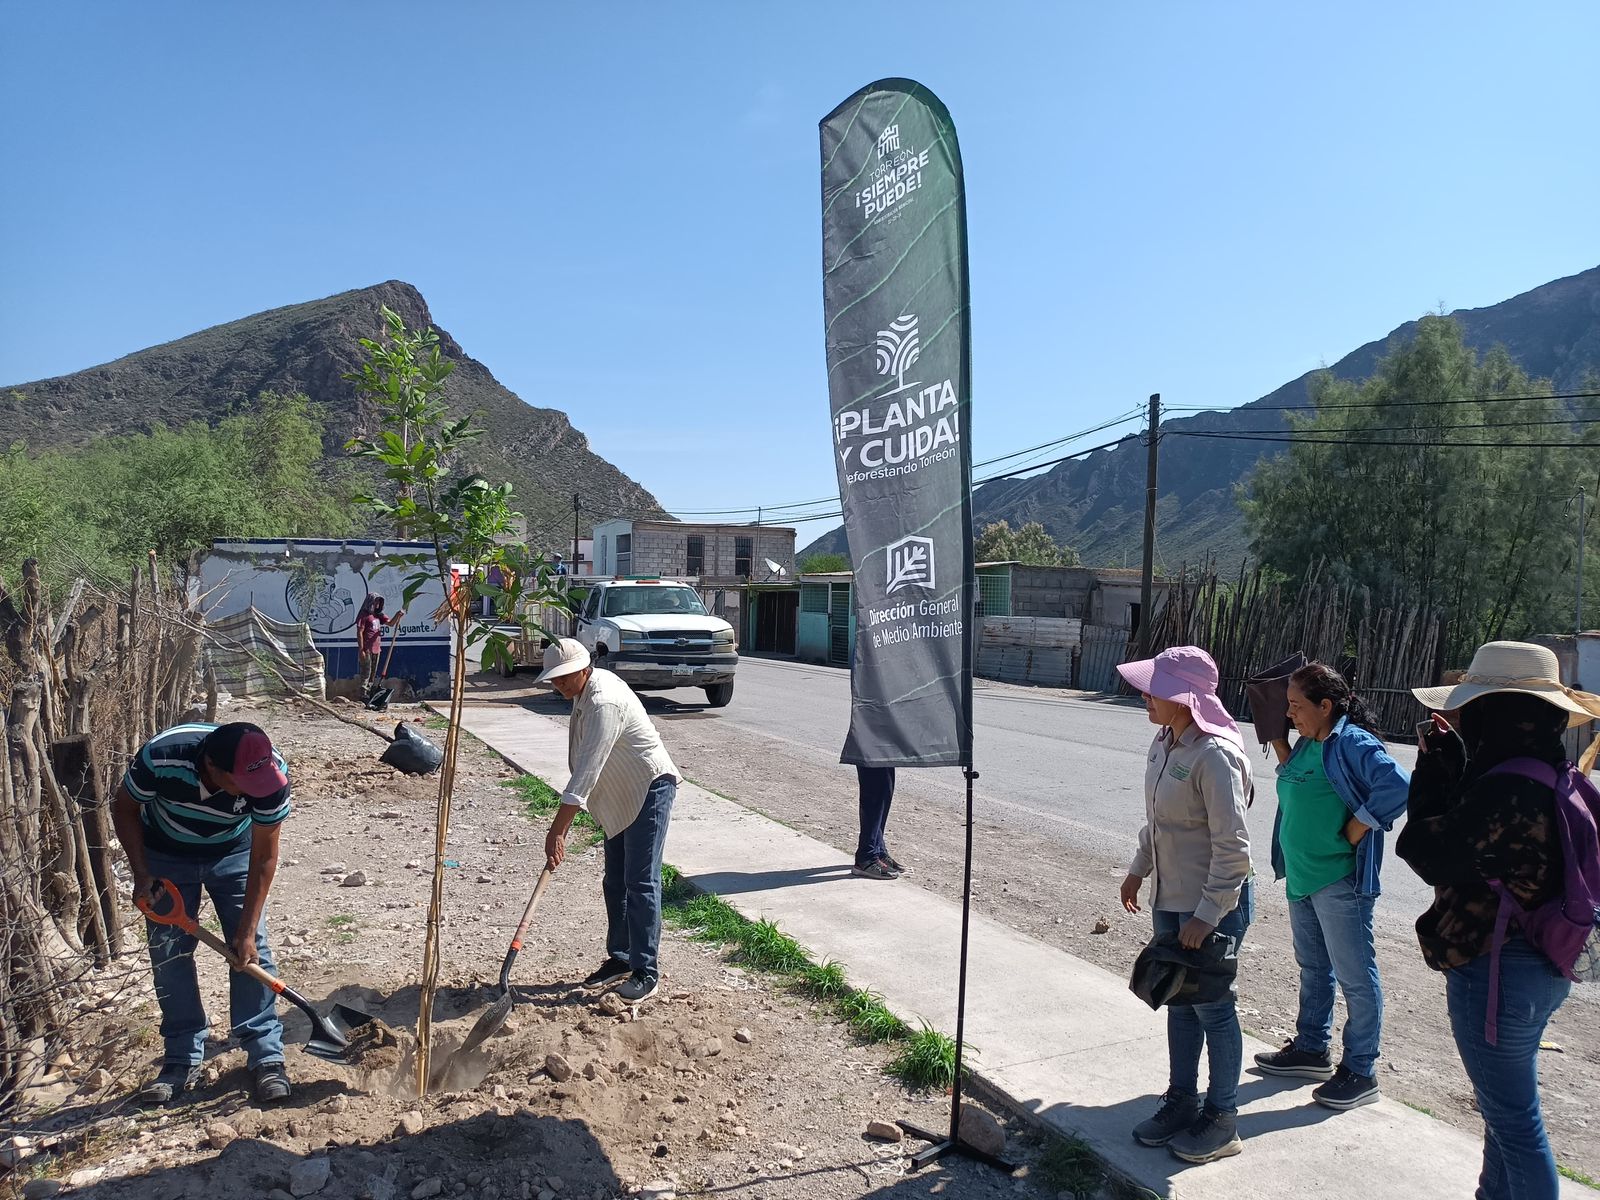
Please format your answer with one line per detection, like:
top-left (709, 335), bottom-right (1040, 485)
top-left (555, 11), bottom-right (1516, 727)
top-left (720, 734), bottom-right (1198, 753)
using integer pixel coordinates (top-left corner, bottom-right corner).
top-left (658, 655), bottom-right (1434, 924)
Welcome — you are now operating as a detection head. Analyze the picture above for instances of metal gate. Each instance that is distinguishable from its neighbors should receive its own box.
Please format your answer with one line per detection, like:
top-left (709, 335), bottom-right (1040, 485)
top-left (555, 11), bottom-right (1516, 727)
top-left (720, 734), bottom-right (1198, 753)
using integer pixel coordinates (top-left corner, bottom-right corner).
top-left (1077, 625), bottom-right (1133, 693)
top-left (828, 583), bottom-right (852, 667)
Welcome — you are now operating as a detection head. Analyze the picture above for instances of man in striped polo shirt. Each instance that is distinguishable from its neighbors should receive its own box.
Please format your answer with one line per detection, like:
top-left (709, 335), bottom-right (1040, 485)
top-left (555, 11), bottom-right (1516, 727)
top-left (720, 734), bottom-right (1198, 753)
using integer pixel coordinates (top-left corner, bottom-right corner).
top-left (538, 638), bottom-right (679, 1003)
top-left (111, 721), bottom-right (293, 1105)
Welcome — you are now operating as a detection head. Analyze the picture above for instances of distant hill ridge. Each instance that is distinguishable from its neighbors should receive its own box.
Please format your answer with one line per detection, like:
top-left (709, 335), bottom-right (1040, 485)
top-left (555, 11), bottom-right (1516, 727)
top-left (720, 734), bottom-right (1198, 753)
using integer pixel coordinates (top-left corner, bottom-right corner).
top-left (803, 263), bottom-right (1600, 567)
top-left (2, 281), bottom-right (668, 549)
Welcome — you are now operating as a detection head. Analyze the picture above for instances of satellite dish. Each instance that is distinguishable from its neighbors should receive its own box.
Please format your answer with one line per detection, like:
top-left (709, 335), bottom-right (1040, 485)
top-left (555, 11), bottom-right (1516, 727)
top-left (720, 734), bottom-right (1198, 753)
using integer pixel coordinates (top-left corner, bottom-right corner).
top-left (763, 558), bottom-right (787, 579)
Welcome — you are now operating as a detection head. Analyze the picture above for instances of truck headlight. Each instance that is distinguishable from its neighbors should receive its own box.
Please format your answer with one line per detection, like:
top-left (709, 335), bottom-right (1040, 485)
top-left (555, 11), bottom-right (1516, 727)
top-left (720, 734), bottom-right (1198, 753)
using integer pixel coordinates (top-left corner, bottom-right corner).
top-left (618, 630), bottom-right (650, 646)
top-left (712, 629), bottom-right (735, 646)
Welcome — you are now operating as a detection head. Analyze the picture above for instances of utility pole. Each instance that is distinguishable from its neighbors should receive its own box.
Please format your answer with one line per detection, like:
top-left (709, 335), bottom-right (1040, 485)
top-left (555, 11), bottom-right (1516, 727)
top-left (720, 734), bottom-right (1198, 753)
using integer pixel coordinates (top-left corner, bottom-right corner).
top-left (571, 493), bottom-right (581, 574)
top-left (1138, 393), bottom-right (1160, 657)
top-left (1577, 486), bottom-right (1587, 634)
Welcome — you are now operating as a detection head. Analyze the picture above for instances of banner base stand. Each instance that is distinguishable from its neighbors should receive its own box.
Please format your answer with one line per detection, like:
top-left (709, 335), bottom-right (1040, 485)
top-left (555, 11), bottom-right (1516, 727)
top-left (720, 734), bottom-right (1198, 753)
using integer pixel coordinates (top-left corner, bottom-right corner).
top-left (896, 1121), bottom-right (1018, 1174)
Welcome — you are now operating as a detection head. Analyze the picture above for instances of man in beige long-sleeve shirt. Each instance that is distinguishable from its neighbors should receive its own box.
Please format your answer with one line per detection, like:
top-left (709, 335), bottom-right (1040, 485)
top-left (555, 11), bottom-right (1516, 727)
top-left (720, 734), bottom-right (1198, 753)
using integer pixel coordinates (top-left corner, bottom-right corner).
top-left (538, 638), bottom-right (680, 1003)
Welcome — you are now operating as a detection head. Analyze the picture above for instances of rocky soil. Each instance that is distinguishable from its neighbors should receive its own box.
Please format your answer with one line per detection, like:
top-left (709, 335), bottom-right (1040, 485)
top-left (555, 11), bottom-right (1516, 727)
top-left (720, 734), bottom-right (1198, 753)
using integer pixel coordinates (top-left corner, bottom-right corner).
top-left (0, 699), bottom-right (1073, 1200)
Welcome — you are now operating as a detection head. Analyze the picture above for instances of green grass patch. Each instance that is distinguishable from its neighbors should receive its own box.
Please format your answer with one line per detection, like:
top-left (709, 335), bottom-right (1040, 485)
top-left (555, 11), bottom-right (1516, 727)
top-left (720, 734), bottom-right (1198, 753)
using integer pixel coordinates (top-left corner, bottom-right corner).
top-left (503, 774), bottom-right (605, 846)
top-left (1398, 1098), bottom-right (1435, 1118)
top-left (423, 714), bottom-right (449, 731)
top-left (888, 1023), bottom-right (958, 1090)
top-left (1560, 1164), bottom-right (1599, 1190)
top-left (1039, 1134), bottom-right (1106, 1200)
top-left (327, 914), bottom-right (356, 928)
top-left (660, 866), bottom-right (958, 1088)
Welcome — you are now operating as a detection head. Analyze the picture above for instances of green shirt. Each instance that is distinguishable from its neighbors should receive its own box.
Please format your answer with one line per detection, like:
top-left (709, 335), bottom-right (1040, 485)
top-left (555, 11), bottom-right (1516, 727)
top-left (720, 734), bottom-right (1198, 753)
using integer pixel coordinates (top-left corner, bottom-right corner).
top-left (1276, 739), bottom-right (1356, 901)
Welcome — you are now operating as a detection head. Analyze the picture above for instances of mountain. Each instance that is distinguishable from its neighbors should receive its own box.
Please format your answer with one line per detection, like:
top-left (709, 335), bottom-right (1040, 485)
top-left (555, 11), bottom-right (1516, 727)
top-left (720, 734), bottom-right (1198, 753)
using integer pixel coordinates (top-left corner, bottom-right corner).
top-left (1, 281), bottom-right (667, 549)
top-left (803, 264), bottom-right (1600, 569)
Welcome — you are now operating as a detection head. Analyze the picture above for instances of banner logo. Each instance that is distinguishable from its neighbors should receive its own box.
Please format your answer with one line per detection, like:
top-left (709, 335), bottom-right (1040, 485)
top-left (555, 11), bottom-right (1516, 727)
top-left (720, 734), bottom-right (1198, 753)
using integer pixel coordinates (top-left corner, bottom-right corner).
top-left (886, 535), bottom-right (935, 594)
top-left (877, 124), bottom-right (901, 158)
top-left (875, 314), bottom-right (921, 392)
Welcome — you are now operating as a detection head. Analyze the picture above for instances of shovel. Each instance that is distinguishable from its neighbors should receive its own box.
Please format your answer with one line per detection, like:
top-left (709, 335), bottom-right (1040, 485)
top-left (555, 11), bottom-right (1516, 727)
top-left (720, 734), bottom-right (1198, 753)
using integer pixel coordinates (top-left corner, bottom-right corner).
top-left (431, 867), bottom-right (553, 1086)
top-left (137, 880), bottom-right (374, 1062)
top-left (365, 619), bottom-right (403, 711)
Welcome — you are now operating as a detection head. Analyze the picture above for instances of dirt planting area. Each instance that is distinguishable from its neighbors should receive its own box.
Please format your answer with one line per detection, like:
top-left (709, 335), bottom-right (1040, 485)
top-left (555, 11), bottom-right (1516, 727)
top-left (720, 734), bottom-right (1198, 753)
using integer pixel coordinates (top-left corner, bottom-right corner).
top-left (1, 700), bottom-right (1072, 1200)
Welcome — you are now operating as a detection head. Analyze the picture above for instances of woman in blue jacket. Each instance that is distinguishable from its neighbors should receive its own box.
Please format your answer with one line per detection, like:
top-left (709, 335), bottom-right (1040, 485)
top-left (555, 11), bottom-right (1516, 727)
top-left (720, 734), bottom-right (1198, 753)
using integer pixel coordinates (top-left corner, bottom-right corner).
top-left (1255, 662), bottom-right (1410, 1111)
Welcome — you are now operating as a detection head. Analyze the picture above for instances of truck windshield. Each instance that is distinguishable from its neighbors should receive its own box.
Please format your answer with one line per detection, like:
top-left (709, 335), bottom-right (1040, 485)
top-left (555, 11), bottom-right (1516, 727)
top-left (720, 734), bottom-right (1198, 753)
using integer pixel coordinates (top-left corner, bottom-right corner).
top-left (603, 586), bottom-right (709, 618)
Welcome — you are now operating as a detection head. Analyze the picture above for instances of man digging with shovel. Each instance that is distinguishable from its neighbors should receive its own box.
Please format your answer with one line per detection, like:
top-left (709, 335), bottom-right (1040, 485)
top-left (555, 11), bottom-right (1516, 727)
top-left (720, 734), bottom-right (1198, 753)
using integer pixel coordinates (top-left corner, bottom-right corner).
top-left (111, 722), bottom-right (295, 1105)
top-left (537, 638), bottom-right (679, 1003)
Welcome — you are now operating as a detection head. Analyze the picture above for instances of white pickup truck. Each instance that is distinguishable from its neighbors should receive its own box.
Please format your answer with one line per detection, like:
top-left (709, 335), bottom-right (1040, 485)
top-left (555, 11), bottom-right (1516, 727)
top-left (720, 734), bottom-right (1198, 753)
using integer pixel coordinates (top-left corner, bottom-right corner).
top-left (574, 579), bottom-right (738, 707)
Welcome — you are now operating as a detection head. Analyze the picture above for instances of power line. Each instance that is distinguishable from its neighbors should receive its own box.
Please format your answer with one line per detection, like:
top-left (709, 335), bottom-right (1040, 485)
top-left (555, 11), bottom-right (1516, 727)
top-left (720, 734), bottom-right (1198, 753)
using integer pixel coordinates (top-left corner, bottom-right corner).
top-left (1164, 389), bottom-right (1600, 414)
top-left (1167, 430), bottom-right (1598, 449)
top-left (1206, 415), bottom-right (1600, 436)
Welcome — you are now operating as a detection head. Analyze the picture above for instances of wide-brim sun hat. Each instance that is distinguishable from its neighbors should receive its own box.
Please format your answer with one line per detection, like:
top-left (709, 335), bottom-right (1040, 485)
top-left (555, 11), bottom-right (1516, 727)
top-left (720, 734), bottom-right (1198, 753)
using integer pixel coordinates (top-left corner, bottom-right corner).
top-left (535, 637), bottom-right (591, 685)
top-left (1117, 645), bottom-right (1245, 749)
top-left (1412, 640), bottom-right (1600, 729)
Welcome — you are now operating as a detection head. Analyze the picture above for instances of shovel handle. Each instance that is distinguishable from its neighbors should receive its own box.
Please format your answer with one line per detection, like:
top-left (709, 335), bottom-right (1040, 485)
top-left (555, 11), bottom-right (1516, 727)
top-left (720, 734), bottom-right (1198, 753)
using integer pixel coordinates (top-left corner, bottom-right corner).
top-left (500, 867), bottom-right (553, 988)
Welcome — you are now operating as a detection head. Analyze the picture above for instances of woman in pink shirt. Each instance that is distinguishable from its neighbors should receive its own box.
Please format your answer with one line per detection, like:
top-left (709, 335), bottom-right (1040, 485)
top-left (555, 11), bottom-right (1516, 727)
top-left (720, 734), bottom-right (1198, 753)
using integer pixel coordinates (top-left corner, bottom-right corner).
top-left (356, 595), bottom-right (403, 691)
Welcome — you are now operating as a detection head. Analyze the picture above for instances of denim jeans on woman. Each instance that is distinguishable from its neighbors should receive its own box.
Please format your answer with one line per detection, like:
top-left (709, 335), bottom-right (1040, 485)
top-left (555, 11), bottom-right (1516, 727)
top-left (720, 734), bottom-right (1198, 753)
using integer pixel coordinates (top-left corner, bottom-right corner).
top-left (602, 775), bottom-right (676, 975)
top-left (1287, 871), bottom-right (1383, 1075)
top-left (1153, 878), bottom-right (1254, 1113)
top-left (1446, 936), bottom-right (1571, 1200)
top-left (854, 765), bottom-right (895, 867)
top-left (143, 844), bottom-right (284, 1068)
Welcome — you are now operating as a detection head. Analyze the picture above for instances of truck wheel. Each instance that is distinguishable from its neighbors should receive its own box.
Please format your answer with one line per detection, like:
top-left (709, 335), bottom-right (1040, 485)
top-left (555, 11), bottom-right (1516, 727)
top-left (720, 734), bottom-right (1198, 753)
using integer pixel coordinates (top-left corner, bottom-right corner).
top-left (498, 657), bottom-right (516, 679)
top-left (704, 682), bottom-right (734, 708)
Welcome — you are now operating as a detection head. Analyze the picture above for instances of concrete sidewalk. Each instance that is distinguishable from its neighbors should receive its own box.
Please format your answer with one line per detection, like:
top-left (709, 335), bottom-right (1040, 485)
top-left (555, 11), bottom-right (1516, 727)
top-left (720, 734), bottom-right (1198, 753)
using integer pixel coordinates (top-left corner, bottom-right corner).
top-left (447, 701), bottom-right (1583, 1199)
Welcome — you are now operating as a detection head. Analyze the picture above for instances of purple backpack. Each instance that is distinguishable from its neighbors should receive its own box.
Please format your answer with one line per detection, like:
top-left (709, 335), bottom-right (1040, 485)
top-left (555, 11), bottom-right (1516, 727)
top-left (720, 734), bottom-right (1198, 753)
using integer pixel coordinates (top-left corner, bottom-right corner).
top-left (1482, 758), bottom-right (1600, 1044)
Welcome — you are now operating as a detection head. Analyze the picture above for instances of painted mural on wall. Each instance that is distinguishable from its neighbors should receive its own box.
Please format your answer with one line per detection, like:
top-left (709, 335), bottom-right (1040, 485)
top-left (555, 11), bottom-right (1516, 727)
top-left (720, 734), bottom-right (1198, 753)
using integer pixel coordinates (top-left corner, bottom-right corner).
top-left (198, 539), bottom-right (454, 692)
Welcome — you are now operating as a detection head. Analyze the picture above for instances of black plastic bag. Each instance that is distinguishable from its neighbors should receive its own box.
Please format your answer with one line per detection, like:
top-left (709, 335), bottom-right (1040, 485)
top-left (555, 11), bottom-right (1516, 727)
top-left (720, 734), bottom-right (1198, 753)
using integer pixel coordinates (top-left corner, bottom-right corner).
top-left (1244, 651), bottom-right (1308, 747)
top-left (380, 722), bottom-right (444, 775)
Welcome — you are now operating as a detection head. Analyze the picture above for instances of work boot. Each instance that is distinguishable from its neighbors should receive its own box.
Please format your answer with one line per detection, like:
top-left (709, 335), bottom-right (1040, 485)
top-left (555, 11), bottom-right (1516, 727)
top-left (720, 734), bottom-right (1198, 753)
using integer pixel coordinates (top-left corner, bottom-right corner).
top-left (1168, 1105), bottom-right (1242, 1164)
top-left (616, 971), bottom-right (659, 1003)
top-left (253, 1062), bottom-right (291, 1104)
top-left (582, 957), bottom-right (632, 990)
top-left (137, 1063), bottom-right (204, 1106)
top-left (1132, 1088), bottom-right (1202, 1147)
top-left (1254, 1039), bottom-right (1335, 1080)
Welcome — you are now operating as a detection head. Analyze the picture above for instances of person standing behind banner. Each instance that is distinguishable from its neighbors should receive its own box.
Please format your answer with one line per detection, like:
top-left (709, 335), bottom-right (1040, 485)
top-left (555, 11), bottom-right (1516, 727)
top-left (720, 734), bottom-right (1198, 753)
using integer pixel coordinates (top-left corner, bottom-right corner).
top-left (853, 766), bottom-right (902, 880)
top-left (1116, 645), bottom-right (1254, 1166)
top-left (1255, 662), bottom-right (1409, 1111)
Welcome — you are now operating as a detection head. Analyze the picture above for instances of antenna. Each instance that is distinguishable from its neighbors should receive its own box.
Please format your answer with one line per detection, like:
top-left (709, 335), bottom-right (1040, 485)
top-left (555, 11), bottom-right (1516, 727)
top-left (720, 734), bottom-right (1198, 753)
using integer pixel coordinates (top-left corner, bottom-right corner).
top-left (763, 558), bottom-right (787, 580)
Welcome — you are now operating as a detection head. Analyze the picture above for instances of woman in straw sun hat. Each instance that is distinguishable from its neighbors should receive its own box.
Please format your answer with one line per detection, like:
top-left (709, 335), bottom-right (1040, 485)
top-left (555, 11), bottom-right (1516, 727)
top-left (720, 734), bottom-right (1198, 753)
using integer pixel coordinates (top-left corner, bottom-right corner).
top-left (1398, 640), bottom-right (1600, 1200)
top-left (1115, 645), bottom-right (1254, 1166)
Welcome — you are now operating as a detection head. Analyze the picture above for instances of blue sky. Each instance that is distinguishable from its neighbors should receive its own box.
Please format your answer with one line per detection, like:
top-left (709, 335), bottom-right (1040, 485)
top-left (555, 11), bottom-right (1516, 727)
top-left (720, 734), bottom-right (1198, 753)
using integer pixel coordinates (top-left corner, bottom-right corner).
top-left (4, 2), bottom-right (1597, 543)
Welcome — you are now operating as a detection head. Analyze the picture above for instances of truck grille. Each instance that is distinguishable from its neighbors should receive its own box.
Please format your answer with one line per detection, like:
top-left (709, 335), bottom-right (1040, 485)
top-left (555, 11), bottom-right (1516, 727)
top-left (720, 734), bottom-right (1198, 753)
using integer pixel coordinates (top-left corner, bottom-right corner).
top-left (638, 630), bottom-right (717, 655)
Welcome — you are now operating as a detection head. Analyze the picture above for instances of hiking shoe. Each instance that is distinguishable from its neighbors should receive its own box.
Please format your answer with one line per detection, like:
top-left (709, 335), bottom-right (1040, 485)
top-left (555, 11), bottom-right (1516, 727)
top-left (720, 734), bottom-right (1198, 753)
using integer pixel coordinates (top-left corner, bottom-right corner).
top-left (1313, 1066), bottom-right (1379, 1111)
top-left (616, 971), bottom-right (659, 1003)
top-left (582, 957), bottom-right (633, 990)
top-left (851, 859), bottom-right (900, 880)
top-left (1132, 1088), bottom-right (1202, 1147)
top-left (1253, 1040), bottom-right (1335, 1080)
top-left (137, 1063), bottom-right (204, 1106)
top-left (1168, 1105), bottom-right (1242, 1164)
top-left (253, 1062), bottom-right (291, 1104)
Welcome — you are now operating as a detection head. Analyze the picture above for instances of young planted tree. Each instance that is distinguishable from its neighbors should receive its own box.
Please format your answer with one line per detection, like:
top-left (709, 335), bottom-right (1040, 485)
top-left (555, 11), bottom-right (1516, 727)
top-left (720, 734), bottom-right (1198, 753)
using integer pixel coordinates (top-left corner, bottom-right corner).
top-left (345, 306), bottom-right (564, 1095)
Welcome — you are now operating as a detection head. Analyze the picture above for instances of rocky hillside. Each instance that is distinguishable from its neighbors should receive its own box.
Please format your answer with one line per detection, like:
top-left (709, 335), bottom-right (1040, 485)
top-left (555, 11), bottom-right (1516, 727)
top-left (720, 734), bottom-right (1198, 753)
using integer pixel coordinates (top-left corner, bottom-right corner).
top-left (2, 281), bottom-right (667, 549)
top-left (805, 263), bottom-right (1600, 568)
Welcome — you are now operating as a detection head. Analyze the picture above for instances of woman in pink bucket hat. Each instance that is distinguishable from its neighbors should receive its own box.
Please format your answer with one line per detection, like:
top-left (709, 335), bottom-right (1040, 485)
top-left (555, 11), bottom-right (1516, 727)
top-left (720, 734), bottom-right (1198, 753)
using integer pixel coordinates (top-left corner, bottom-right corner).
top-left (1115, 645), bottom-right (1255, 1165)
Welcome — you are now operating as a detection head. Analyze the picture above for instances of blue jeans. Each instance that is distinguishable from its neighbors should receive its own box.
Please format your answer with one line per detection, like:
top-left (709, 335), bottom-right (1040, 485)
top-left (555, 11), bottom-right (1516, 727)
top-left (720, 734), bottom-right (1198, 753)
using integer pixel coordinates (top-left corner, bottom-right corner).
top-left (602, 776), bottom-right (676, 976)
top-left (854, 766), bottom-right (895, 867)
top-left (1154, 878), bottom-right (1253, 1114)
top-left (143, 845), bottom-right (284, 1068)
top-left (1446, 937), bottom-right (1572, 1200)
top-left (1287, 871), bottom-right (1383, 1076)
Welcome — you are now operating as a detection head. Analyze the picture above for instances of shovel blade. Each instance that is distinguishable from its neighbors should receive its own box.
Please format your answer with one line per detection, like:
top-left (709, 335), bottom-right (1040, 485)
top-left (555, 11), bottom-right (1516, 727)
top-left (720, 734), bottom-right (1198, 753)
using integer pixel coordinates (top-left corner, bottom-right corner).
top-left (302, 1001), bottom-right (378, 1062)
top-left (458, 992), bottom-right (514, 1058)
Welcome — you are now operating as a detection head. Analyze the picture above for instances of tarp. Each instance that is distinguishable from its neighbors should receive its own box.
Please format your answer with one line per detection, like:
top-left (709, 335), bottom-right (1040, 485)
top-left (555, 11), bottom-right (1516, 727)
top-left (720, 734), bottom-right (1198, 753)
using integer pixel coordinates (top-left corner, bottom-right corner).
top-left (203, 606), bottom-right (325, 699)
top-left (820, 78), bottom-right (974, 768)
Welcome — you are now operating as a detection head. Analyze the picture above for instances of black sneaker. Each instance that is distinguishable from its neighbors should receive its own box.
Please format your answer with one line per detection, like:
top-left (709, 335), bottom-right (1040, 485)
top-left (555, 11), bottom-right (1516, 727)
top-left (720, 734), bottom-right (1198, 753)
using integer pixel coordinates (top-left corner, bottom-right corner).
top-left (1132, 1088), bottom-right (1202, 1147)
top-left (253, 1062), bottom-right (291, 1104)
top-left (1168, 1105), bottom-right (1242, 1164)
top-left (1253, 1039), bottom-right (1335, 1080)
top-left (616, 971), bottom-right (659, 1003)
top-left (582, 957), bottom-right (633, 990)
top-left (1313, 1066), bottom-right (1379, 1111)
top-left (882, 852), bottom-right (908, 874)
top-left (851, 859), bottom-right (899, 880)
top-left (137, 1063), bottom-right (204, 1106)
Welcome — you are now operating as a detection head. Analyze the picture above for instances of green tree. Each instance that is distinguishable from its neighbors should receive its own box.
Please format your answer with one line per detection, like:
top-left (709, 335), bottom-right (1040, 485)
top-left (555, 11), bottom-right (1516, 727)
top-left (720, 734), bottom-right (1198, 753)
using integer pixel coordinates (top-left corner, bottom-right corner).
top-left (800, 552), bottom-right (851, 573)
top-left (345, 305), bottom-right (564, 1097)
top-left (1242, 315), bottom-right (1600, 663)
top-left (974, 519), bottom-right (1080, 566)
